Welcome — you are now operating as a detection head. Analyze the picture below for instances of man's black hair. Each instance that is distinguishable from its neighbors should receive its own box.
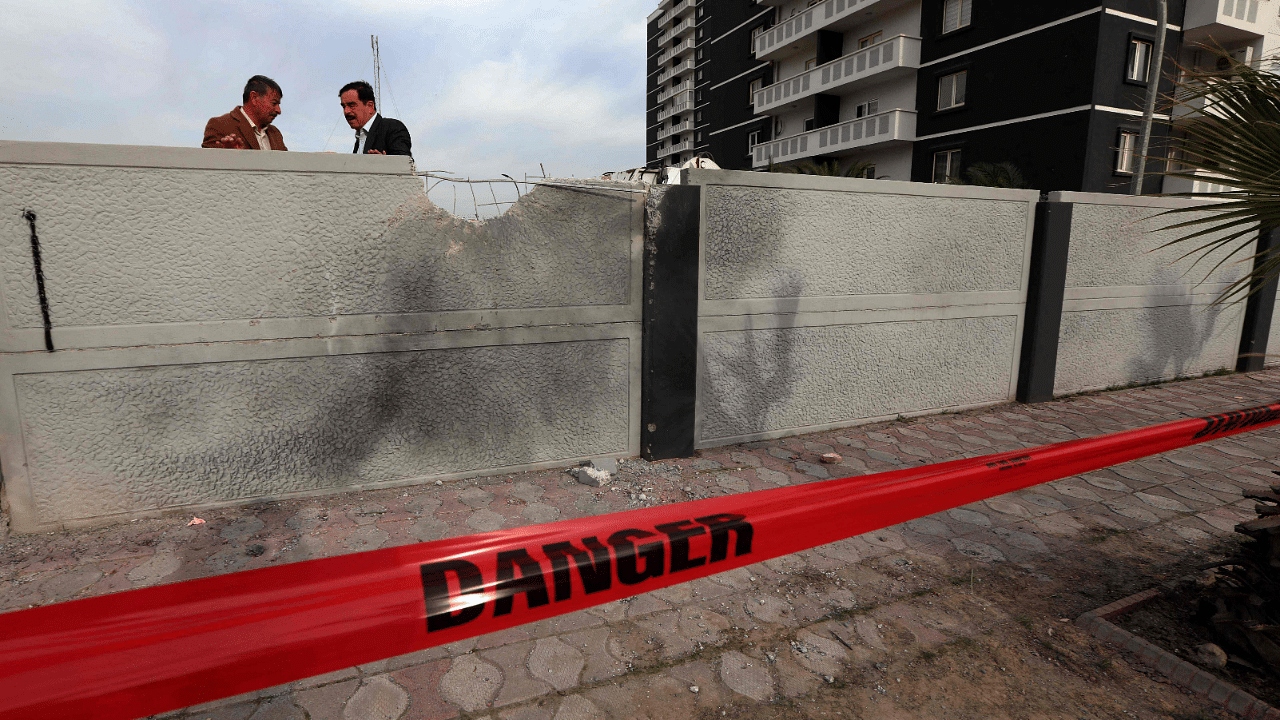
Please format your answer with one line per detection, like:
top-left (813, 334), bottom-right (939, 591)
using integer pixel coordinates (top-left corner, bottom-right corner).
top-left (340, 81), bottom-right (377, 107)
top-left (243, 75), bottom-right (283, 103)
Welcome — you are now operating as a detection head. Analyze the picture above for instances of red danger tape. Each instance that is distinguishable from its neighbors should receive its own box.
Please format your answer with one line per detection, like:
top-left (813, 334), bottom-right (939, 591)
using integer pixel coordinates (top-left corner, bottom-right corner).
top-left (2, 403), bottom-right (1278, 719)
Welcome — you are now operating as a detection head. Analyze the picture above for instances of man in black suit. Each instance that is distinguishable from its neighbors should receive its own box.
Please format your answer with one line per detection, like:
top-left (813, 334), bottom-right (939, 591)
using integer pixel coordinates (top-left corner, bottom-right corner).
top-left (339, 80), bottom-right (412, 157)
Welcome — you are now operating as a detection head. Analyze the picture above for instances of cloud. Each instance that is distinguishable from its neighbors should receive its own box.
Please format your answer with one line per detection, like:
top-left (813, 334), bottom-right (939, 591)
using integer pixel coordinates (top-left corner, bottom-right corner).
top-left (0, 0), bottom-right (652, 182)
top-left (429, 57), bottom-right (643, 148)
top-left (2, 0), bottom-right (169, 98)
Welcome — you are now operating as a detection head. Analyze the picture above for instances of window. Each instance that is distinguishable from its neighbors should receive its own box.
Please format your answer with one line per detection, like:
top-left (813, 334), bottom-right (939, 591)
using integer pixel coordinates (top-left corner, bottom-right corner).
top-left (938, 71), bottom-right (967, 110)
top-left (943, 0), bottom-right (972, 33)
top-left (855, 99), bottom-right (880, 118)
top-left (854, 164), bottom-right (876, 179)
top-left (697, 70), bottom-right (704, 80)
top-left (1116, 131), bottom-right (1139, 173)
top-left (747, 130), bottom-right (761, 152)
top-left (805, 57), bottom-right (818, 70)
top-left (696, 131), bottom-right (703, 142)
top-left (933, 149), bottom-right (962, 183)
top-left (859, 32), bottom-right (883, 49)
top-left (697, 48), bottom-right (704, 60)
top-left (749, 78), bottom-right (763, 104)
top-left (804, 118), bottom-right (816, 131)
top-left (696, 89), bottom-right (703, 101)
top-left (697, 6), bottom-right (704, 16)
top-left (696, 110), bottom-right (703, 122)
top-left (1127, 38), bottom-right (1153, 82)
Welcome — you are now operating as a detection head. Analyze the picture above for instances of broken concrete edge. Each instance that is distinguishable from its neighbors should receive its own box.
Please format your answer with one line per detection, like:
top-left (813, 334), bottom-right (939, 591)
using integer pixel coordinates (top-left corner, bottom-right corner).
top-left (1076, 593), bottom-right (1280, 720)
top-left (571, 457), bottom-right (620, 487)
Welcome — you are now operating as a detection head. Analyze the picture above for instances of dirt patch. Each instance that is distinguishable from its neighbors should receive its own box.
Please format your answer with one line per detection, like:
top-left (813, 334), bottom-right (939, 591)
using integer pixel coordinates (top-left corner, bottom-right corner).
top-left (1118, 579), bottom-right (1280, 709)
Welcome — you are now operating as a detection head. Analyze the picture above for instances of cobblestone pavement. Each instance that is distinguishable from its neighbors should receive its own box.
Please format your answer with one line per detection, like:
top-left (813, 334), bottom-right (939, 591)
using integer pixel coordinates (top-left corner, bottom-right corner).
top-left (6, 370), bottom-right (1280, 719)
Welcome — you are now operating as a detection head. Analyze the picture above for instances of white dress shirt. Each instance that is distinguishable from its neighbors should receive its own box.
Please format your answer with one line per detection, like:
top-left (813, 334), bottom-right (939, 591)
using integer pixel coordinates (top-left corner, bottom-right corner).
top-left (354, 114), bottom-right (378, 154)
top-left (239, 107), bottom-right (271, 150)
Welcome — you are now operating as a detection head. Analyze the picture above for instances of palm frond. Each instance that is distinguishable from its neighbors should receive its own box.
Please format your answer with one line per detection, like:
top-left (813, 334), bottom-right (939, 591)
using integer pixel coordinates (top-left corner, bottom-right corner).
top-left (962, 161), bottom-right (1028, 188)
top-left (1157, 50), bottom-right (1280, 304)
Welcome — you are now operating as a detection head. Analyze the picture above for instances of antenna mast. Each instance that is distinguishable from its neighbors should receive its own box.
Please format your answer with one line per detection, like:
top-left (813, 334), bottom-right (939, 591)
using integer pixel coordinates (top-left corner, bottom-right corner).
top-left (370, 35), bottom-right (381, 109)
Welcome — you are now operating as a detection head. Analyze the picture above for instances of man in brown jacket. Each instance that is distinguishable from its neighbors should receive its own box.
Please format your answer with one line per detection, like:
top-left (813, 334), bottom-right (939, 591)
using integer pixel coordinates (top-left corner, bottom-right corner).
top-left (202, 75), bottom-right (287, 150)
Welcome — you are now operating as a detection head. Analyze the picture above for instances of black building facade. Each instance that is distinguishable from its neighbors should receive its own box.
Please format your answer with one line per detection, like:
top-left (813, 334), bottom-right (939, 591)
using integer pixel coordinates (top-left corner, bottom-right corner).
top-left (646, 0), bottom-right (1266, 194)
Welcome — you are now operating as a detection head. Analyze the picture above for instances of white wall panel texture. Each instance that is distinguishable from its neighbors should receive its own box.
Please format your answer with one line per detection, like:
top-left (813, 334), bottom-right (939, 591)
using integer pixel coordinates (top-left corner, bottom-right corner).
top-left (688, 170), bottom-right (1036, 447)
top-left (1054, 195), bottom-right (1250, 395)
top-left (0, 143), bottom-right (642, 532)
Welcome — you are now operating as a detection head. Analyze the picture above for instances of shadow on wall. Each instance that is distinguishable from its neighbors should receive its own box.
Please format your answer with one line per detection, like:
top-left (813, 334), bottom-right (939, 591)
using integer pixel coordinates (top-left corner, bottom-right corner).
top-left (19, 183), bottom-right (639, 525)
top-left (1122, 262), bottom-right (1234, 388)
top-left (697, 197), bottom-right (802, 442)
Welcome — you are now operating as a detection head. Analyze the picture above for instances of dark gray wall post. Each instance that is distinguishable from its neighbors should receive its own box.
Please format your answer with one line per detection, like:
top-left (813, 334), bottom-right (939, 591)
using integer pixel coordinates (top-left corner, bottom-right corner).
top-left (1236, 227), bottom-right (1280, 372)
top-left (1017, 201), bottom-right (1074, 403)
top-left (642, 186), bottom-right (700, 460)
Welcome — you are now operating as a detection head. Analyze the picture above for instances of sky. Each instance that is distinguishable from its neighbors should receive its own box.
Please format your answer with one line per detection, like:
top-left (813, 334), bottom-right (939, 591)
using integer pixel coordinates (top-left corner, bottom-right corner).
top-left (2, 0), bottom-right (653, 216)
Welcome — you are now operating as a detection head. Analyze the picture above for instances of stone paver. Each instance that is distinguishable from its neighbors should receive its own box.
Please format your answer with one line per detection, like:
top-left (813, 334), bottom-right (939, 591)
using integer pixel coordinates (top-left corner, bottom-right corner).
top-left (343, 677), bottom-right (409, 720)
top-left (10, 370), bottom-right (1280, 719)
top-left (718, 651), bottom-right (774, 702)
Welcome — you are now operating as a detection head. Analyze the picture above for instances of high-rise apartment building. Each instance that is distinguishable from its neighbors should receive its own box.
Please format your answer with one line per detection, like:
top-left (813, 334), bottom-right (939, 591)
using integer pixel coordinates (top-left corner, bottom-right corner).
top-left (646, 0), bottom-right (1280, 193)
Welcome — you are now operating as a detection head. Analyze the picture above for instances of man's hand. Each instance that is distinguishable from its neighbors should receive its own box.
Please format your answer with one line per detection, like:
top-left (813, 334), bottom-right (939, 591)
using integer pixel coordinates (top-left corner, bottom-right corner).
top-left (365, 149), bottom-right (387, 155)
top-left (209, 135), bottom-right (248, 149)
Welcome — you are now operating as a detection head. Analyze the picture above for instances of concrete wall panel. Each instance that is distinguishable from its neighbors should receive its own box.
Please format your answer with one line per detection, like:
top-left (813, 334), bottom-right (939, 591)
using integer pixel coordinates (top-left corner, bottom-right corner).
top-left (0, 165), bottom-right (631, 333)
top-left (0, 142), bottom-right (643, 532)
top-left (703, 185), bottom-right (1027, 300)
top-left (686, 169), bottom-right (1038, 448)
top-left (1050, 192), bottom-right (1251, 395)
top-left (16, 339), bottom-right (630, 526)
top-left (698, 315), bottom-right (1018, 445)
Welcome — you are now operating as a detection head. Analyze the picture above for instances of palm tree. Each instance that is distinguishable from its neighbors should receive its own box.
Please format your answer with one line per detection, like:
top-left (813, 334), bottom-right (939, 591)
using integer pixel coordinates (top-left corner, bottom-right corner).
top-left (1158, 53), bottom-right (1280, 304)
top-left (962, 161), bottom-right (1027, 188)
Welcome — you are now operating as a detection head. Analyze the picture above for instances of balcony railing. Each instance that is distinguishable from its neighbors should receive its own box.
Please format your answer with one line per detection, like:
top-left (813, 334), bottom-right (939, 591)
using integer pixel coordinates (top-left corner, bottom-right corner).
top-left (1184, 0), bottom-right (1267, 43)
top-left (754, 0), bottom-right (906, 60)
top-left (657, 79), bottom-right (693, 104)
top-left (753, 35), bottom-right (920, 113)
top-left (751, 109), bottom-right (915, 168)
top-left (659, 38), bottom-right (695, 65)
top-left (658, 58), bottom-right (696, 85)
top-left (657, 120), bottom-right (693, 140)
top-left (660, 140), bottom-right (694, 158)
top-left (657, 92), bottom-right (695, 122)
top-left (657, 17), bottom-right (695, 44)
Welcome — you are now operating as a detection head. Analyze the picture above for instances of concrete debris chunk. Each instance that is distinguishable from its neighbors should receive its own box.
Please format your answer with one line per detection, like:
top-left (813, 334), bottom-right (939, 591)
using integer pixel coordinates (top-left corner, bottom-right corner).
top-left (575, 466), bottom-right (614, 487)
top-left (1193, 643), bottom-right (1228, 669)
top-left (820, 453), bottom-right (842, 464)
top-left (590, 457), bottom-right (619, 474)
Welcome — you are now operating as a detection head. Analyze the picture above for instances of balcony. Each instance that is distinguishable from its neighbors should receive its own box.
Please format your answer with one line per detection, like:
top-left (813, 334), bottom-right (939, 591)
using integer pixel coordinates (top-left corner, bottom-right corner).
top-left (658, 58), bottom-right (696, 85)
top-left (657, 120), bottom-right (693, 141)
top-left (657, 79), bottom-right (693, 104)
top-left (1184, 0), bottom-right (1268, 44)
top-left (657, 92), bottom-right (695, 121)
top-left (753, 35), bottom-right (920, 115)
top-left (660, 140), bottom-right (694, 158)
top-left (659, 38), bottom-right (695, 65)
top-left (750, 109), bottom-right (916, 168)
top-left (1163, 170), bottom-right (1236, 195)
top-left (754, 0), bottom-right (914, 61)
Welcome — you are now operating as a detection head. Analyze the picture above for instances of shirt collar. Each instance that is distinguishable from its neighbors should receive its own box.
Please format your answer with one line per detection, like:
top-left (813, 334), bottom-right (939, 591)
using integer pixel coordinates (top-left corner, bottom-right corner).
top-left (357, 114), bottom-right (378, 135)
top-left (239, 107), bottom-right (267, 133)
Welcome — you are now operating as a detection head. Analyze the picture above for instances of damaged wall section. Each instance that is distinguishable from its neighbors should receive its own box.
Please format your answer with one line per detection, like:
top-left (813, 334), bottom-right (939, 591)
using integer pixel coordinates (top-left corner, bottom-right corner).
top-left (0, 141), bottom-right (643, 532)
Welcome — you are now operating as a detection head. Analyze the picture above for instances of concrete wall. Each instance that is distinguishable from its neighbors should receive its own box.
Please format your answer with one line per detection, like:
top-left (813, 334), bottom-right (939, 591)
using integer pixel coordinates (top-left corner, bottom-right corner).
top-left (0, 141), bottom-right (643, 532)
top-left (1050, 192), bottom-right (1251, 395)
top-left (683, 169), bottom-right (1037, 448)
